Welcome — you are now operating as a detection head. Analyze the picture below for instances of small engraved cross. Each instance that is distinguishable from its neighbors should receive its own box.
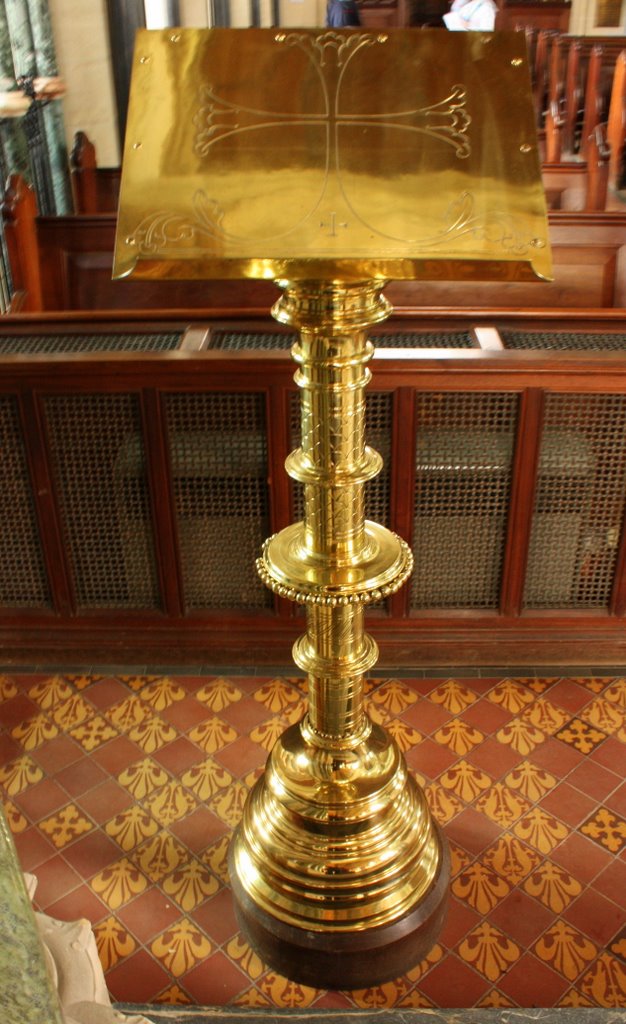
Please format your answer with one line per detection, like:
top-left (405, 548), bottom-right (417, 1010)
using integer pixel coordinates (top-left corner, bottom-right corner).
top-left (320, 212), bottom-right (348, 237)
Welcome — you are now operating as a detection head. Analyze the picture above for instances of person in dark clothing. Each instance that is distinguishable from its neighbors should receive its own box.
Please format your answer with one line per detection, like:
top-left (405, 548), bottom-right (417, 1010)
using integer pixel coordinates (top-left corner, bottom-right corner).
top-left (326, 0), bottom-right (361, 26)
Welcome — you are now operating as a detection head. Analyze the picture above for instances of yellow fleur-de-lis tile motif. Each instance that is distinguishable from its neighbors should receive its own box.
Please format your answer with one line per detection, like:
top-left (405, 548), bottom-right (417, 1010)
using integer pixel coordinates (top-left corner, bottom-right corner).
top-left (139, 676), bottom-right (186, 710)
top-left (162, 860), bottom-right (219, 910)
top-left (457, 922), bottom-right (520, 982)
top-left (558, 989), bottom-right (595, 1008)
top-left (27, 675), bottom-right (72, 708)
top-left (209, 781), bottom-right (248, 827)
top-left (370, 680), bottom-right (418, 716)
top-left (232, 988), bottom-right (272, 1008)
top-left (434, 719), bottom-right (484, 756)
top-left (580, 698), bottom-right (623, 736)
top-left (483, 833), bottom-right (541, 884)
top-left (523, 861), bottom-right (582, 912)
top-left (106, 696), bottom-right (152, 731)
top-left (128, 716), bottom-right (177, 754)
top-left (225, 935), bottom-right (266, 980)
top-left (604, 678), bottom-right (626, 708)
top-left (0, 754), bottom-right (44, 795)
top-left (496, 719), bottom-right (545, 755)
top-left (196, 678), bottom-right (243, 712)
top-left (203, 835), bottom-right (230, 884)
top-left (611, 935), bottom-right (626, 959)
top-left (581, 807), bottom-right (626, 853)
top-left (154, 985), bottom-right (192, 1005)
top-left (405, 943), bottom-right (443, 983)
top-left (0, 675), bottom-right (17, 700)
top-left (426, 783), bottom-right (463, 825)
top-left (412, 768), bottom-right (427, 788)
top-left (478, 989), bottom-right (515, 1007)
top-left (134, 830), bottom-right (188, 881)
top-left (70, 715), bottom-right (119, 752)
top-left (487, 679), bottom-right (535, 713)
top-left (514, 808), bottom-right (568, 854)
top-left (119, 674), bottom-right (160, 691)
top-left (151, 919), bottom-right (212, 977)
top-left (11, 714), bottom-right (58, 750)
top-left (534, 921), bottom-right (597, 980)
top-left (385, 718), bottom-right (423, 752)
top-left (452, 862), bottom-right (511, 914)
top-left (105, 806), bottom-right (159, 850)
top-left (258, 973), bottom-right (319, 1007)
top-left (351, 978), bottom-right (410, 1008)
top-left (521, 699), bottom-right (571, 735)
top-left (429, 680), bottom-right (476, 714)
top-left (146, 781), bottom-right (197, 827)
top-left (181, 759), bottom-right (232, 801)
top-left (527, 678), bottom-right (553, 695)
top-left (250, 717), bottom-right (290, 752)
top-left (188, 716), bottom-right (237, 754)
top-left (397, 989), bottom-right (435, 1008)
top-left (504, 760), bottom-right (556, 802)
top-left (67, 673), bottom-right (104, 690)
top-left (281, 699), bottom-right (306, 725)
top-left (450, 843), bottom-right (472, 878)
top-left (439, 759), bottom-right (492, 803)
top-left (364, 699), bottom-right (390, 725)
top-left (475, 783), bottom-right (531, 827)
top-left (3, 800), bottom-right (27, 833)
top-left (40, 804), bottom-right (93, 847)
top-left (90, 858), bottom-right (148, 909)
top-left (245, 767), bottom-right (263, 788)
top-left (580, 953), bottom-right (626, 1007)
top-left (253, 678), bottom-right (302, 713)
top-left (555, 718), bottom-right (606, 754)
top-left (94, 915), bottom-right (137, 970)
top-left (52, 695), bottom-right (92, 730)
top-left (117, 758), bottom-right (169, 799)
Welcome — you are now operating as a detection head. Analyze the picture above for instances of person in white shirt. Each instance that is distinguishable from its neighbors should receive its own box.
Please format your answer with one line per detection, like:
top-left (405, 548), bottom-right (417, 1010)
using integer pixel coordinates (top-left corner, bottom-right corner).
top-left (443, 0), bottom-right (497, 30)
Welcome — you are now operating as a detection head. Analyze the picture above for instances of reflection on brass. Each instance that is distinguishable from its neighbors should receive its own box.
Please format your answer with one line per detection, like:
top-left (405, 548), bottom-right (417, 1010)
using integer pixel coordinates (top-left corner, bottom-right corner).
top-left (114, 28), bottom-right (552, 285)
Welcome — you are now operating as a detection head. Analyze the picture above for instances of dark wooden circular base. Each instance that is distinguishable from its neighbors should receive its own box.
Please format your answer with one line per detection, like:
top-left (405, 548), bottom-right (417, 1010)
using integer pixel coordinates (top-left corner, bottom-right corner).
top-left (228, 823), bottom-right (450, 990)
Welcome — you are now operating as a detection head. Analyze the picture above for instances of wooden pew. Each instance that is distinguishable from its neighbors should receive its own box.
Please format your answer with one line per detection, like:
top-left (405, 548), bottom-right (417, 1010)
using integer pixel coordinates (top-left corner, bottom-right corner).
top-left (70, 131), bottom-right (120, 215)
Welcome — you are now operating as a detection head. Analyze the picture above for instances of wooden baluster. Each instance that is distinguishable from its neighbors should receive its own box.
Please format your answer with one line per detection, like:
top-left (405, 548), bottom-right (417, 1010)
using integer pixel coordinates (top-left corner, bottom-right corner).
top-left (607, 50), bottom-right (626, 192)
top-left (585, 122), bottom-right (610, 210)
top-left (1, 173), bottom-right (43, 311)
top-left (70, 130), bottom-right (98, 214)
top-left (563, 39), bottom-right (582, 154)
top-left (580, 46), bottom-right (605, 161)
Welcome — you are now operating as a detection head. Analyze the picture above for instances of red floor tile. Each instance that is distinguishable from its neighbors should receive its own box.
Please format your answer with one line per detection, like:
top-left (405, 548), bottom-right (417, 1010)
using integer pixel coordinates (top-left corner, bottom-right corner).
top-left (191, 889), bottom-right (239, 946)
top-left (14, 778), bottom-right (70, 820)
top-left (55, 757), bottom-right (109, 797)
top-left (153, 737), bottom-right (206, 774)
top-left (0, 694), bottom-right (41, 729)
top-left (61, 829), bottom-right (123, 879)
top-left (214, 736), bottom-right (265, 776)
top-left (161, 698), bottom-right (211, 731)
top-left (405, 737), bottom-right (458, 778)
top-left (419, 953), bottom-right (490, 1007)
top-left (489, 887), bottom-right (554, 947)
top-left (13, 826), bottom-right (56, 871)
top-left (33, 735), bottom-right (85, 774)
top-left (605, 781), bottom-right (626, 818)
top-left (498, 952), bottom-right (569, 1004)
top-left (461, 700), bottom-right (513, 734)
top-left (45, 882), bottom-right (109, 925)
top-left (591, 858), bottom-right (626, 910)
top-left (446, 808), bottom-right (503, 857)
top-left (563, 888), bottom-right (626, 946)
top-left (169, 805), bottom-right (228, 852)
top-left (540, 782), bottom-right (599, 828)
top-left (182, 951), bottom-right (250, 1004)
top-left (30, 853), bottom-right (83, 909)
top-left (551, 832), bottom-right (613, 885)
top-left (86, 678), bottom-right (134, 710)
top-left (78, 779), bottom-right (135, 824)
top-left (590, 736), bottom-right (626, 775)
top-left (105, 949), bottom-right (173, 1003)
top-left (117, 888), bottom-right (182, 943)
top-left (567, 759), bottom-right (622, 802)
top-left (466, 738), bottom-right (524, 779)
top-left (438, 895), bottom-right (481, 948)
top-left (547, 680), bottom-right (596, 715)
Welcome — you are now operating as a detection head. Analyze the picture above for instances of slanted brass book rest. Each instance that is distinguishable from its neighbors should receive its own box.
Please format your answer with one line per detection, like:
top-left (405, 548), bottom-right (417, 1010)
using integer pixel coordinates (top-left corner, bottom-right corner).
top-left (114, 27), bottom-right (551, 988)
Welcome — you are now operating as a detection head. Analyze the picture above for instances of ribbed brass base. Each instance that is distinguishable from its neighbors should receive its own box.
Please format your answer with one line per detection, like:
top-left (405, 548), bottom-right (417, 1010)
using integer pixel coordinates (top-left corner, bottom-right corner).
top-left (229, 820), bottom-right (449, 989)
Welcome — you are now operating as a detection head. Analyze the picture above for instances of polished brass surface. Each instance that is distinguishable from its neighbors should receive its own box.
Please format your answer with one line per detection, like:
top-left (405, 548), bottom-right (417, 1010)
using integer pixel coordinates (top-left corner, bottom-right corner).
top-left (113, 28), bottom-right (552, 284)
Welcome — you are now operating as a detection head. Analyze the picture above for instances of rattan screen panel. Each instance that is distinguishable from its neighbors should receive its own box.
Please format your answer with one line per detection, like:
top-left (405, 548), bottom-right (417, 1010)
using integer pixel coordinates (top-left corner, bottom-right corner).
top-left (410, 392), bottom-right (518, 609)
top-left (164, 393), bottom-right (271, 611)
top-left (289, 391), bottom-right (393, 528)
top-left (0, 397), bottom-right (50, 607)
top-left (500, 330), bottom-right (626, 351)
top-left (210, 330), bottom-right (473, 351)
top-left (0, 333), bottom-right (183, 354)
top-left (523, 393), bottom-right (626, 609)
top-left (44, 394), bottom-right (160, 610)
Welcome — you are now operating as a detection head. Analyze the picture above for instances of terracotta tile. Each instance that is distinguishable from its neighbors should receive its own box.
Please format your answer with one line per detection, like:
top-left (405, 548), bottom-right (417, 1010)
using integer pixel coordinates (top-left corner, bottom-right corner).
top-left (15, 778), bottom-right (69, 820)
top-left (0, 732), bottom-right (24, 763)
top-left (77, 779), bottom-right (134, 824)
top-left (591, 858), bottom-right (626, 910)
top-left (55, 757), bottom-right (108, 797)
top-left (175, 675), bottom-right (210, 694)
top-left (403, 700), bottom-right (451, 735)
top-left (91, 736), bottom-right (143, 773)
top-left (466, 738), bottom-right (523, 779)
top-left (215, 736), bottom-right (266, 777)
top-left (191, 888), bottom-right (239, 945)
top-left (489, 887), bottom-right (554, 947)
top-left (85, 678), bottom-right (133, 710)
top-left (438, 895), bottom-right (481, 949)
top-left (45, 882), bottom-right (109, 925)
top-left (313, 991), bottom-right (355, 1008)
top-left (30, 854), bottom-right (83, 909)
top-left (33, 735), bottom-right (84, 774)
top-left (547, 680), bottom-right (594, 714)
top-left (567, 759), bottom-right (622, 801)
top-left (590, 735), bottom-right (626, 775)
top-left (61, 829), bottom-right (122, 879)
top-left (605, 781), bottom-right (626, 818)
top-left (418, 952), bottom-right (490, 1007)
top-left (540, 782), bottom-right (598, 828)
top-left (461, 701), bottom-right (512, 734)
top-left (160, 697), bottom-right (210, 731)
top-left (170, 805), bottom-right (228, 853)
top-left (220, 696), bottom-right (276, 732)
top-left (446, 808), bottom-right (502, 857)
top-left (0, 694), bottom-right (40, 729)
top-left (531, 736), bottom-right (585, 775)
top-left (498, 952), bottom-right (569, 1004)
top-left (563, 887), bottom-right (625, 946)
top-left (551, 832), bottom-right (613, 885)
top-left (13, 826), bottom-right (56, 871)
top-left (117, 887), bottom-right (181, 943)
top-left (405, 737), bottom-right (458, 779)
top-left (105, 948), bottom-right (173, 1003)
top-left (153, 736), bottom-right (205, 774)
top-left (182, 950), bottom-right (249, 1004)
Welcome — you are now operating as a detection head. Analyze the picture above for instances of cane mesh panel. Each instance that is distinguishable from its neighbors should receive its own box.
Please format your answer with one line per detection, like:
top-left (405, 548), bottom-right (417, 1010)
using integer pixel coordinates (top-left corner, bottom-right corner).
top-left (410, 392), bottom-right (517, 609)
top-left (164, 393), bottom-right (271, 610)
top-left (500, 330), bottom-right (626, 351)
top-left (209, 331), bottom-right (295, 350)
top-left (44, 394), bottom-right (160, 609)
top-left (523, 393), bottom-right (626, 608)
top-left (289, 391), bottom-right (393, 527)
top-left (0, 397), bottom-right (50, 606)
top-left (0, 333), bottom-right (182, 354)
top-left (210, 329), bottom-right (473, 350)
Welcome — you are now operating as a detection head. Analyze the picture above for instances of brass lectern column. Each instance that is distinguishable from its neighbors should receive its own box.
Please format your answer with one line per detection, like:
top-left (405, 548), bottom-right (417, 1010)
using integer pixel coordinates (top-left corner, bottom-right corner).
top-left (229, 280), bottom-right (449, 988)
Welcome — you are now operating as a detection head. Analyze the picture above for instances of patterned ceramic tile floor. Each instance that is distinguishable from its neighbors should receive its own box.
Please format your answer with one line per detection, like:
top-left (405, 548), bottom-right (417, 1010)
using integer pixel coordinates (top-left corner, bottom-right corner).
top-left (1, 669), bottom-right (625, 1010)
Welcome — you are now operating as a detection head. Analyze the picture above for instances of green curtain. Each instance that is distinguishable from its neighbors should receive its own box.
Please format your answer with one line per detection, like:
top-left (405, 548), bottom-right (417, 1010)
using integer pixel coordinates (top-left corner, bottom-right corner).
top-left (0, 0), bottom-right (71, 214)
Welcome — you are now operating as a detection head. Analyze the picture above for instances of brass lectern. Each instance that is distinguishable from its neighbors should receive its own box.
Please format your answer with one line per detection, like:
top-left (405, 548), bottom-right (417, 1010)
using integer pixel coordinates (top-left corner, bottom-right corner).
top-left (114, 27), bottom-right (551, 988)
